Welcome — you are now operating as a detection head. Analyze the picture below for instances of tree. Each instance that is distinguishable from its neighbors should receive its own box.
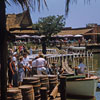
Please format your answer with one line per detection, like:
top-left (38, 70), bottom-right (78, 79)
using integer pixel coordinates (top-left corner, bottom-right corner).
top-left (0, 0), bottom-right (48, 99)
top-left (34, 15), bottom-right (65, 54)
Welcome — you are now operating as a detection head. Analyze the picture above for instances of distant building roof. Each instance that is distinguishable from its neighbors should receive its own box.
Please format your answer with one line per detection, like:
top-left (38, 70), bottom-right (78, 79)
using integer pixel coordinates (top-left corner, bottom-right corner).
top-left (58, 28), bottom-right (93, 35)
top-left (6, 9), bottom-right (32, 30)
top-left (83, 33), bottom-right (100, 36)
top-left (10, 29), bottom-right (37, 35)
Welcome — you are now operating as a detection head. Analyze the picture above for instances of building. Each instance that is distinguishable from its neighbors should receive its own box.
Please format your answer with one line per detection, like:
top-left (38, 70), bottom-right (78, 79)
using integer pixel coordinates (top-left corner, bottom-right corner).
top-left (86, 23), bottom-right (100, 33)
top-left (6, 9), bottom-right (32, 31)
top-left (6, 12), bottom-right (100, 43)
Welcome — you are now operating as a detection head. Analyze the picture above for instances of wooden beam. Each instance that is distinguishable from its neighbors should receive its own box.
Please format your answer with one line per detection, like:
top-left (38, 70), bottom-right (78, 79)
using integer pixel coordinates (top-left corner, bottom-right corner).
top-left (50, 84), bottom-right (59, 99)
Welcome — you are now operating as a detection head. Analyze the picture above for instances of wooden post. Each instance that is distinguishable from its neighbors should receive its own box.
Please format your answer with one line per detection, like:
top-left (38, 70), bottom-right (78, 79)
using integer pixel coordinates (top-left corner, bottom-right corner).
top-left (40, 87), bottom-right (47, 100)
top-left (60, 76), bottom-right (66, 100)
top-left (0, 1), bottom-right (7, 100)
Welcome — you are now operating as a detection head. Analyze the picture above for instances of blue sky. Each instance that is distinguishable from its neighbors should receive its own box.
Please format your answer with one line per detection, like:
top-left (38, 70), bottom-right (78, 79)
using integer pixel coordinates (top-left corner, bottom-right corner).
top-left (6, 0), bottom-right (100, 28)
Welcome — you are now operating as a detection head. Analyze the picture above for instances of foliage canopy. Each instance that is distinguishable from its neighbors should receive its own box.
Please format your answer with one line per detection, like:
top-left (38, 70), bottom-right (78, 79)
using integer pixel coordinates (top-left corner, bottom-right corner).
top-left (33, 15), bottom-right (65, 38)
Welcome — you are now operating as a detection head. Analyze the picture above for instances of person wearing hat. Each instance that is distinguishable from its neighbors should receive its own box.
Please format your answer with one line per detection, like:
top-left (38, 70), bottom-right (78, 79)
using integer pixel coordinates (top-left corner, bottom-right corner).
top-left (12, 55), bottom-right (18, 87)
top-left (50, 62), bottom-right (58, 75)
top-left (36, 54), bottom-right (47, 75)
top-left (12, 52), bottom-right (18, 71)
top-left (23, 53), bottom-right (30, 76)
top-left (18, 56), bottom-right (25, 86)
top-left (27, 59), bottom-right (33, 77)
top-left (77, 58), bottom-right (87, 74)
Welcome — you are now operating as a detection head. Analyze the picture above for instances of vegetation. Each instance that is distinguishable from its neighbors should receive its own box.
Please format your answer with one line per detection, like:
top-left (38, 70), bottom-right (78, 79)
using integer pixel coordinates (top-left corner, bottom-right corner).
top-left (33, 15), bottom-right (65, 54)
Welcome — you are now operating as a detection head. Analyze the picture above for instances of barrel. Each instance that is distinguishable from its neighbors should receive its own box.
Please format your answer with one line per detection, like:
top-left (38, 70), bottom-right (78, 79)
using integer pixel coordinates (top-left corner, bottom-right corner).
top-left (33, 75), bottom-right (49, 95)
top-left (19, 85), bottom-right (34, 100)
top-left (7, 88), bottom-right (22, 100)
top-left (22, 77), bottom-right (41, 100)
top-left (48, 75), bottom-right (58, 93)
top-left (23, 77), bottom-right (40, 84)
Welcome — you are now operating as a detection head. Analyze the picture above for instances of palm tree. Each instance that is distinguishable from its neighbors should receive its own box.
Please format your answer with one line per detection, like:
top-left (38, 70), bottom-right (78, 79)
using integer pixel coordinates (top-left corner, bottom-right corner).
top-left (0, 0), bottom-right (91, 99)
top-left (0, 0), bottom-right (48, 99)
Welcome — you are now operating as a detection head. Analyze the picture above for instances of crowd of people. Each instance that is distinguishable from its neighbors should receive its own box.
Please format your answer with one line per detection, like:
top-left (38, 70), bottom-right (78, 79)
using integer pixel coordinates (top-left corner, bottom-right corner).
top-left (7, 48), bottom-right (60, 88)
top-left (8, 45), bottom-right (87, 88)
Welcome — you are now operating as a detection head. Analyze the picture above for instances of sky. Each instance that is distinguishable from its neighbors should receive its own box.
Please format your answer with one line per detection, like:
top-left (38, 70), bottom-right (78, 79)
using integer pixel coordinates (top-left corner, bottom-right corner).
top-left (6, 0), bottom-right (100, 28)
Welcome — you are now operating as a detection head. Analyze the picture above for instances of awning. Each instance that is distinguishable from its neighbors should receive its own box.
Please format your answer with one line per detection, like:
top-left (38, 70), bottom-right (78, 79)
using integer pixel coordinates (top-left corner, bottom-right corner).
top-left (74, 34), bottom-right (83, 37)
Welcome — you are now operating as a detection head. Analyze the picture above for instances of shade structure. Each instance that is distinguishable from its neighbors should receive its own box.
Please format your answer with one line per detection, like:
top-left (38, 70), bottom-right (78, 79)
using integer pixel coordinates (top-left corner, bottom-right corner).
top-left (74, 34), bottom-right (83, 37)
top-left (65, 35), bottom-right (73, 37)
top-left (20, 35), bottom-right (31, 38)
top-left (15, 35), bottom-right (22, 38)
top-left (56, 34), bottom-right (73, 37)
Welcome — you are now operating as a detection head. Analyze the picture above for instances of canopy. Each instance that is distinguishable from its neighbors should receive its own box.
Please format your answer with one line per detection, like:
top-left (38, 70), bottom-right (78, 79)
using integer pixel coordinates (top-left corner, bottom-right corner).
top-left (31, 35), bottom-right (41, 38)
top-left (74, 34), bottom-right (83, 37)
top-left (20, 35), bottom-right (30, 38)
top-left (15, 35), bottom-right (21, 38)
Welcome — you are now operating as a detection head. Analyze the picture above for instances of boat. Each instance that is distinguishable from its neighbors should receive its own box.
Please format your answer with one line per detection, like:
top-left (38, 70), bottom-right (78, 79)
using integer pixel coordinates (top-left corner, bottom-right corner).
top-left (66, 75), bottom-right (98, 98)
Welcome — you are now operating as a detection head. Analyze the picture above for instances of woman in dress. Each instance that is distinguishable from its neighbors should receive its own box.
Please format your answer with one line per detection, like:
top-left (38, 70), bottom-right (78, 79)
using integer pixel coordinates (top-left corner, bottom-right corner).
top-left (18, 56), bottom-right (25, 86)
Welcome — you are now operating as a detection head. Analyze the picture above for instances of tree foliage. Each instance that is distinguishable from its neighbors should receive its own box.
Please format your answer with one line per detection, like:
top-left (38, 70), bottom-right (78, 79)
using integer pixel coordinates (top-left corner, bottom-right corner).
top-left (34, 15), bottom-right (65, 38)
top-left (65, 0), bottom-right (91, 16)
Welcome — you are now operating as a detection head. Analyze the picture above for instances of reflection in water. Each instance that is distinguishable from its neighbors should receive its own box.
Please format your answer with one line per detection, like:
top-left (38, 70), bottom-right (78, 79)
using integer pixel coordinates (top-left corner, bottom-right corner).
top-left (67, 54), bottom-right (100, 100)
top-left (94, 54), bottom-right (100, 100)
top-left (93, 54), bottom-right (100, 76)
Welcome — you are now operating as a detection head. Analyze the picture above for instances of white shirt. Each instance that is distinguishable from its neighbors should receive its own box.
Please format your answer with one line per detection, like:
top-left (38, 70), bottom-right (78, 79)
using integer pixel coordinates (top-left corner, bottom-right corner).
top-left (27, 63), bottom-right (32, 69)
top-left (23, 57), bottom-right (29, 66)
top-left (32, 60), bottom-right (36, 67)
top-left (36, 57), bottom-right (46, 68)
top-left (78, 63), bottom-right (86, 74)
top-left (12, 56), bottom-right (18, 71)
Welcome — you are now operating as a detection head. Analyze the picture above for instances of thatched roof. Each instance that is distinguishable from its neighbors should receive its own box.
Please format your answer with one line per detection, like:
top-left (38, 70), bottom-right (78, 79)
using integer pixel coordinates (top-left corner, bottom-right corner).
top-left (6, 10), bottom-right (32, 30)
top-left (58, 28), bottom-right (93, 35)
top-left (10, 27), bottom-right (93, 36)
top-left (10, 29), bottom-right (37, 35)
top-left (83, 33), bottom-right (100, 36)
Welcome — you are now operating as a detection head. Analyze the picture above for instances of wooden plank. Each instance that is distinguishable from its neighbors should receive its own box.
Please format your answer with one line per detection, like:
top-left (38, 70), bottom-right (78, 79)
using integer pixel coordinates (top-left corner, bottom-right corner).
top-left (50, 84), bottom-right (59, 99)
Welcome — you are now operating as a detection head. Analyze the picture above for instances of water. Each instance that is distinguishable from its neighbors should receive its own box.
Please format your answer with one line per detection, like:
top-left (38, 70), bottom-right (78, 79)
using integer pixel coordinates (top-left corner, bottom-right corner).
top-left (93, 54), bottom-right (100, 76)
top-left (93, 54), bottom-right (100, 100)
top-left (68, 53), bottom-right (100, 100)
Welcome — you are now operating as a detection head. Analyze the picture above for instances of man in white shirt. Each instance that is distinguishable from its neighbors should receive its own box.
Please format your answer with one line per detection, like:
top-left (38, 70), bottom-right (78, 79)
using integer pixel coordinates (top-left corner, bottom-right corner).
top-left (78, 59), bottom-right (86, 74)
top-left (36, 54), bottom-right (47, 75)
top-left (23, 53), bottom-right (29, 76)
top-left (32, 56), bottom-right (39, 75)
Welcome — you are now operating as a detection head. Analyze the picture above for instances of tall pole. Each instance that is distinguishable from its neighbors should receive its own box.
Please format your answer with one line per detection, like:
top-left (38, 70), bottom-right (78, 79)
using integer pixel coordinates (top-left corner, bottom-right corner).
top-left (60, 76), bottom-right (66, 100)
top-left (87, 51), bottom-right (89, 78)
top-left (92, 52), bottom-right (94, 71)
top-left (0, 0), bottom-right (7, 100)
